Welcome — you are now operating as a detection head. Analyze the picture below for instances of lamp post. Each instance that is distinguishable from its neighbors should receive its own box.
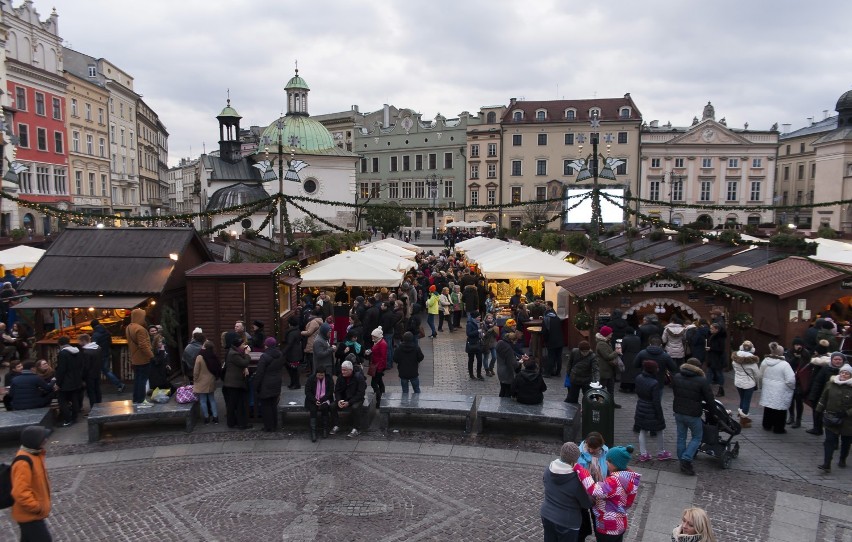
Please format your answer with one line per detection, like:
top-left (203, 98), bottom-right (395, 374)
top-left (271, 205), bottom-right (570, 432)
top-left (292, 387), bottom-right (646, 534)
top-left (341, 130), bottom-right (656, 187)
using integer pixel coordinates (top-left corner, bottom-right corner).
top-left (662, 172), bottom-right (683, 225)
top-left (261, 117), bottom-right (307, 249)
top-left (571, 111), bottom-right (618, 250)
top-left (426, 173), bottom-right (443, 239)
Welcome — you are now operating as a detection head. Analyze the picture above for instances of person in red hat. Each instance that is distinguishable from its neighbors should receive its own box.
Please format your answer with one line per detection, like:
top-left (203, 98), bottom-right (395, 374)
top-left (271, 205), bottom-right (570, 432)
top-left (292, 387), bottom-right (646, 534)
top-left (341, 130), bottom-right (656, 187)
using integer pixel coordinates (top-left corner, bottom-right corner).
top-left (595, 325), bottom-right (623, 408)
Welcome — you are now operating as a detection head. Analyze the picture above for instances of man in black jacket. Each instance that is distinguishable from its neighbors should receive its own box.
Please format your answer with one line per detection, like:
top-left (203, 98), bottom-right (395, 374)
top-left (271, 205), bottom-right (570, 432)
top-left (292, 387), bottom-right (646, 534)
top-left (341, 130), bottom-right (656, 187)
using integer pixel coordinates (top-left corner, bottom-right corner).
top-left (91, 319), bottom-right (123, 392)
top-left (633, 336), bottom-right (679, 390)
top-left (542, 302), bottom-right (564, 377)
top-left (511, 358), bottom-right (547, 405)
top-left (330, 359), bottom-right (367, 437)
top-left (55, 336), bottom-right (83, 426)
top-left (9, 360), bottom-right (54, 411)
top-left (671, 358), bottom-right (714, 475)
top-left (78, 333), bottom-right (102, 410)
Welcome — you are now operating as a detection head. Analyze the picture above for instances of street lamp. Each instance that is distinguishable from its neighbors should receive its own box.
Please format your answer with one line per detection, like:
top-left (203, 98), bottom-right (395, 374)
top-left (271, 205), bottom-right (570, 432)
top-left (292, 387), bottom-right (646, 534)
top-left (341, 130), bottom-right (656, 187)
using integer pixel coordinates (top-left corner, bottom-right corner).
top-left (426, 173), bottom-right (443, 239)
top-left (259, 117), bottom-right (309, 249)
top-left (661, 172), bottom-right (683, 225)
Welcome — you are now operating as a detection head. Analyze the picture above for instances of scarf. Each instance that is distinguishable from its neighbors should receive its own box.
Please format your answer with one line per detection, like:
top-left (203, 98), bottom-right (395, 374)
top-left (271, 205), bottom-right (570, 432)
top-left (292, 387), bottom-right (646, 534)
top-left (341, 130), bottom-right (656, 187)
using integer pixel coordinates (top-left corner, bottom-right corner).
top-left (200, 348), bottom-right (221, 378)
top-left (587, 448), bottom-right (605, 482)
top-left (315, 377), bottom-right (326, 401)
top-left (345, 340), bottom-right (362, 354)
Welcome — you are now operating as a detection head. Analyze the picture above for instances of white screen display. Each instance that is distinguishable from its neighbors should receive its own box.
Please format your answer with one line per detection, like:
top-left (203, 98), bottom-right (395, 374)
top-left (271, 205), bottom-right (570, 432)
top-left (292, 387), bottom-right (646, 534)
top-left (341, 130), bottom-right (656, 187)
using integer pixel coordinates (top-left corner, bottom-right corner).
top-left (563, 189), bottom-right (625, 224)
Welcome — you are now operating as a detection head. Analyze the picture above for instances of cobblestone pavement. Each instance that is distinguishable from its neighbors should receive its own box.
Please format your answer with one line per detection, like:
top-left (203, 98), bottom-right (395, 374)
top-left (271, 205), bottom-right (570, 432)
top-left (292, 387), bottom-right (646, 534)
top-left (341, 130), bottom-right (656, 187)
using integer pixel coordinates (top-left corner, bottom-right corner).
top-left (0, 311), bottom-right (850, 541)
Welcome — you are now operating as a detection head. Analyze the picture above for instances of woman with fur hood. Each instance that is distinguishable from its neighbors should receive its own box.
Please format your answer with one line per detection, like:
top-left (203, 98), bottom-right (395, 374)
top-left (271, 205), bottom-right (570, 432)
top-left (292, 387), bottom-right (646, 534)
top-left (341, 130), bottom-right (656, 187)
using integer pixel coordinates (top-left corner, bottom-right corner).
top-left (808, 347), bottom-right (846, 435)
top-left (731, 341), bottom-right (761, 427)
top-left (662, 317), bottom-right (688, 365)
top-left (816, 363), bottom-right (852, 472)
top-left (758, 342), bottom-right (795, 434)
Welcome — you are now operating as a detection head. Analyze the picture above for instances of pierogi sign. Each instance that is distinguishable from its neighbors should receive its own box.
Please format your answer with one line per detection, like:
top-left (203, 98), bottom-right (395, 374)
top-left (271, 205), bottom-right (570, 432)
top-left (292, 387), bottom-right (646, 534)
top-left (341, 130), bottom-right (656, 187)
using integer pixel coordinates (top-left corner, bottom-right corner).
top-left (642, 280), bottom-right (685, 292)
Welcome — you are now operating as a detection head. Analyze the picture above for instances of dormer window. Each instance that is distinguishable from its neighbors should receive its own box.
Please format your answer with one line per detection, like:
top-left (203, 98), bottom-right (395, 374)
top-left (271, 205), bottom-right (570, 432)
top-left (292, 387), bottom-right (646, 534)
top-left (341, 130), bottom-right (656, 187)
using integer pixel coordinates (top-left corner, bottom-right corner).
top-left (513, 110), bottom-right (523, 121)
top-left (535, 109), bottom-right (547, 121)
top-left (620, 107), bottom-right (631, 119)
top-left (588, 107), bottom-right (601, 119)
top-left (565, 109), bottom-right (576, 120)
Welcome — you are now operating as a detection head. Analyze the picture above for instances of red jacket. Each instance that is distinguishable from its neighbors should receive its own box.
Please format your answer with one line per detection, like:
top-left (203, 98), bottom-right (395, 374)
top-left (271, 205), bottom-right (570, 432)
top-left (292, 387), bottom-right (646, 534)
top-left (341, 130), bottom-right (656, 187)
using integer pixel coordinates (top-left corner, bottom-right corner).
top-left (371, 339), bottom-right (387, 372)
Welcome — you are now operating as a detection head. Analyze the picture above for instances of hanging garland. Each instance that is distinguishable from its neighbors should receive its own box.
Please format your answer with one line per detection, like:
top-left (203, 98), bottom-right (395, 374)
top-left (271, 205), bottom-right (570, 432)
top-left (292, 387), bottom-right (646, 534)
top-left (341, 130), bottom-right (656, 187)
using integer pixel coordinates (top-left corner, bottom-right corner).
top-left (284, 196), bottom-right (350, 233)
top-left (572, 267), bottom-right (752, 304)
top-left (731, 312), bottom-right (754, 330)
top-left (572, 311), bottom-right (593, 331)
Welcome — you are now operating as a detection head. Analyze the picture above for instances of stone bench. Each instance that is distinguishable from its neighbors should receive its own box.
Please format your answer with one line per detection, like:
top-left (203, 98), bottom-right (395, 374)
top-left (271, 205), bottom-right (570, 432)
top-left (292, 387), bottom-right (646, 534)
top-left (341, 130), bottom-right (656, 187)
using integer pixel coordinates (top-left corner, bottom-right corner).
top-left (278, 390), bottom-right (373, 430)
top-left (87, 400), bottom-right (199, 443)
top-left (0, 408), bottom-right (54, 437)
top-left (379, 392), bottom-right (475, 433)
top-left (474, 397), bottom-right (579, 441)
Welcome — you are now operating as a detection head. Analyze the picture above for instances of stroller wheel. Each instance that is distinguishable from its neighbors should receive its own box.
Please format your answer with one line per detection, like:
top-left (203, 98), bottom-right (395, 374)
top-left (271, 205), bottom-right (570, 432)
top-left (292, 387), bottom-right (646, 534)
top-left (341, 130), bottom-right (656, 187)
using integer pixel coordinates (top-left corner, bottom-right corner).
top-left (721, 451), bottom-right (733, 469)
top-left (732, 442), bottom-right (740, 458)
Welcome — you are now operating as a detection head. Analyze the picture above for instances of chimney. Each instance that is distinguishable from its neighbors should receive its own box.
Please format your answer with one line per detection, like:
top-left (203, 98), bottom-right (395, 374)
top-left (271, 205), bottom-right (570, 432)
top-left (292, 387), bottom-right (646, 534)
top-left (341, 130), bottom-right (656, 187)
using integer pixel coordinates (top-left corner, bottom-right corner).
top-left (782, 123), bottom-right (791, 133)
top-left (624, 92), bottom-right (631, 99)
top-left (807, 117), bottom-right (814, 125)
top-left (650, 120), bottom-right (659, 128)
top-left (383, 104), bottom-right (390, 128)
top-left (823, 109), bottom-right (829, 120)
top-left (352, 105), bottom-right (359, 113)
top-left (509, 98), bottom-right (517, 106)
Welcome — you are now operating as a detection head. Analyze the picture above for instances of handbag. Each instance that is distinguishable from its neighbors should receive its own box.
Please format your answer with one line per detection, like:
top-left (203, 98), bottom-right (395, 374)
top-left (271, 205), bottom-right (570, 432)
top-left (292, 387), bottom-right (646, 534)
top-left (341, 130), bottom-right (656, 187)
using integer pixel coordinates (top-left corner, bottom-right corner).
top-left (563, 373), bottom-right (571, 389)
top-left (367, 363), bottom-right (377, 377)
top-left (175, 385), bottom-right (197, 404)
top-left (418, 325), bottom-right (426, 339)
top-left (465, 337), bottom-right (482, 354)
top-left (823, 411), bottom-right (844, 428)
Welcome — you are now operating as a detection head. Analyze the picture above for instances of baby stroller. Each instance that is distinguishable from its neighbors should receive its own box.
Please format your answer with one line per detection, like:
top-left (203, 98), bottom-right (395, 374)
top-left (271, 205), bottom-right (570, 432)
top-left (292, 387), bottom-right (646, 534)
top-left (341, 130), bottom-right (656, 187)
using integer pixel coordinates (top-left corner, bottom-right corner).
top-left (697, 399), bottom-right (741, 469)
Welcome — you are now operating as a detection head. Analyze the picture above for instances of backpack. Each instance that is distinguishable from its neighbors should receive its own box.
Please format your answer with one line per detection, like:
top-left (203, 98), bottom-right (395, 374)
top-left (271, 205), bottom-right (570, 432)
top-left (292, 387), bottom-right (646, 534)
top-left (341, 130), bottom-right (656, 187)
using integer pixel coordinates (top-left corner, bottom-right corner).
top-left (0, 455), bottom-right (33, 509)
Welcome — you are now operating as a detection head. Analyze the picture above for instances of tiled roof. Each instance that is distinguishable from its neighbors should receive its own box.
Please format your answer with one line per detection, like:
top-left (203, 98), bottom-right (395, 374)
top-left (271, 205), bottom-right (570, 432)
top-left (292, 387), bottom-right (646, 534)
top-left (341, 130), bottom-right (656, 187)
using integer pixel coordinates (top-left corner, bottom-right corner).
top-left (721, 257), bottom-right (852, 298)
top-left (557, 260), bottom-right (664, 298)
top-left (780, 116), bottom-right (837, 140)
top-left (502, 96), bottom-right (641, 123)
top-left (187, 262), bottom-right (283, 277)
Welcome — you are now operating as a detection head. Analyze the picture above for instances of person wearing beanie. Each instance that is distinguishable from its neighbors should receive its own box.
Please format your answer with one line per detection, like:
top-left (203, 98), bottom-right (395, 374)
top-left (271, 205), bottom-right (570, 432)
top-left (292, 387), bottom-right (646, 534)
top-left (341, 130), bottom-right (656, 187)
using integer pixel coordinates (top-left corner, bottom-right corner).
top-left (786, 337), bottom-right (812, 428)
top-left (254, 335), bottom-right (285, 432)
top-left (565, 340), bottom-right (600, 404)
top-left (595, 324), bottom-right (623, 408)
top-left (732, 340), bottom-right (761, 428)
top-left (540, 442), bottom-right (592, 541)
top-left (312, 323), bottom-right (335, 376)
top-left (574, 444), bottom-right (641, 540)
top-left (634, 359), bottom-right (671, 462)
top-left (808, 351), bottom-right (848, 435)
top-left (330, 358), bottom-right (367, 438)
top-left (425, 285), bottom-right (440, 338)
top-left (368, 326), bottom-right (387, 408)
top-left (12, 425), bottom-right (53, 540)
top-left (466, 311), bottom-right (485, 380)
top-left (758, 342), bottom-right (795, 434)
top-left (815, 363), bottom-right (852, 471)
top-left (249, 320), bottom-right (265, 350)
top-left (671, 358), bottom-right (715, 475)
top-left (511, 357), bottom-right (547, 405)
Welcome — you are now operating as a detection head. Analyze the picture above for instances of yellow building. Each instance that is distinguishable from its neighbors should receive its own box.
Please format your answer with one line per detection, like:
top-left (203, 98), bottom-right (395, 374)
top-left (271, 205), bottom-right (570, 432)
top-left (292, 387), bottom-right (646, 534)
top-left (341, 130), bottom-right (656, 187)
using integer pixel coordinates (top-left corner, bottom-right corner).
top-left (810, 91), bottom-right (852, 233)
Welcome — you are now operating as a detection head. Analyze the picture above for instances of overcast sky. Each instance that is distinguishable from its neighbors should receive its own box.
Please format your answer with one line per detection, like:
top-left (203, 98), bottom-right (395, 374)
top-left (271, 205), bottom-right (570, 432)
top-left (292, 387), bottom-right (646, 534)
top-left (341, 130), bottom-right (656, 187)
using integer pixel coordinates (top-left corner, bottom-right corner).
top-left (40, 0), bottom-right (852, 167)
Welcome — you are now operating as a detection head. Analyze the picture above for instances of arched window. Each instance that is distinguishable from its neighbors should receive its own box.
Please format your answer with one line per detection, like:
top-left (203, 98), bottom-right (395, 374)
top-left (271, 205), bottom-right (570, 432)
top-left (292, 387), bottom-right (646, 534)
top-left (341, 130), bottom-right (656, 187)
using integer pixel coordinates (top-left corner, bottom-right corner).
top-left (535, 109), bottom-right (546, 121)
top-left (513, 110), bottom-right (523, 121)
top-left (486, 112), bottom-right (496, 123)
top-left (588, 107), bottom-right (601, 119)
top-left (564, 109), bottom-right (576, 120)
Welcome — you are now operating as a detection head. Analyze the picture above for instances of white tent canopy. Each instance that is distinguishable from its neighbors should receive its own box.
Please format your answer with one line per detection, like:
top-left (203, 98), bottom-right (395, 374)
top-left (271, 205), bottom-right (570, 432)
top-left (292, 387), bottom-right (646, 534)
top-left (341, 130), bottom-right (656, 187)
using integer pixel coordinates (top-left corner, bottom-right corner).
top-left (455, 236), bottom-right (496, 250)
top-left (811, 238), bottom-right (852, 264)
top-left (445, 221), bottom-right (471, 228)
top-left (479, 250), bottom-right (586, 281)
top-left (0, 245), bottom-right (45, 269)
top-left (365, 236), bottom-right (422, 253)
top-left (360, 241), bottom-right (417, 259)
top-left (300, 253), bottom-right (406, 287)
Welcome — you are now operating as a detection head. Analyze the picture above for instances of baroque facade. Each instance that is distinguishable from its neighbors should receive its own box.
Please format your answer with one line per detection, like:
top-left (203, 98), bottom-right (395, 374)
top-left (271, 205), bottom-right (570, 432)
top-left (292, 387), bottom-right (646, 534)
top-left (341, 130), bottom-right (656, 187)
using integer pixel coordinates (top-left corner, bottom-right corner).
top-left (464, 105), bottom-right (505, 225)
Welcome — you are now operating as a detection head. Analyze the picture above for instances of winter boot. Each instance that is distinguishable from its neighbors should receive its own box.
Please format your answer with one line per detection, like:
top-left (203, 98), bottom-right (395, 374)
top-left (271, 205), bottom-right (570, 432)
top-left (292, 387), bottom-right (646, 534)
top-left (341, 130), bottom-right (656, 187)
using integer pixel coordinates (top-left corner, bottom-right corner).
top-left (310, 419), bottom-right (317, 443)
top-left (321, 415), bottom-right (330, 439)
top-left (716, 386), bottom-right (725, 397)
top-left (792, 416), bottom-right (802, 429)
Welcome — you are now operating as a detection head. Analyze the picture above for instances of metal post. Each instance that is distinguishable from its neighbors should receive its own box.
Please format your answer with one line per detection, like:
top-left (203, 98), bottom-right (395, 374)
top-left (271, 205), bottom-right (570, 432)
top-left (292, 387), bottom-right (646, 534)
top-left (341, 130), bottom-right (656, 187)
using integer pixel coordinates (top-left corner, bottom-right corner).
top-left (590, 132), bottom-right (600, 249)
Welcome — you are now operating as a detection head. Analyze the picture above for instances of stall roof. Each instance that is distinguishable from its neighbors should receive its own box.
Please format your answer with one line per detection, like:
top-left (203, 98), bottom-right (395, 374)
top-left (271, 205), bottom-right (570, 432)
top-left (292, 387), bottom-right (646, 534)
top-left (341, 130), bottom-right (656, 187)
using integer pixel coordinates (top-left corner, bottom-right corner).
top-left (187, 262), bottom-right (285, 277)
top-left (300, 253), bottom-right (404, 287)
top-left (0, 245), bottom-right (45, 269)
top-left (479, 250), bottom-right (586, 281)
top-left (365, 237), bottom-right (422, 253)
top-left (360, 242), bottom-right (417, 259)
top-left (15, 295), bottom-right (148, 309)
top-left (557, 260), bottom-right (665, 298)
top-left (22, 227), bottom-right (212, 295)
top-left (720, 256), bottom-right (852, 298)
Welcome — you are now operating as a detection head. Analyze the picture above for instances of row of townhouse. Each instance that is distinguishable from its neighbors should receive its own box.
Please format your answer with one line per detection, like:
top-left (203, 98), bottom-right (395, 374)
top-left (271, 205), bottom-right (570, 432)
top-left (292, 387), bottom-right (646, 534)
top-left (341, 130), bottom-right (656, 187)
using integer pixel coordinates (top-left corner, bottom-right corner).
top-left (0, 1), bottom-right (169, 237)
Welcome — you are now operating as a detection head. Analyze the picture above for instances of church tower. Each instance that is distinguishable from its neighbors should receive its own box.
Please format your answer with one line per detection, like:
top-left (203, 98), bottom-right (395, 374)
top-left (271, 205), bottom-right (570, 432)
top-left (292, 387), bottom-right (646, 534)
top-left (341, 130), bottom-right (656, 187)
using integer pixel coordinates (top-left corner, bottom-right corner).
top-left (216, 98), bottom-right (242, 163)
top-left (285, 68), bottom-right (310, 116)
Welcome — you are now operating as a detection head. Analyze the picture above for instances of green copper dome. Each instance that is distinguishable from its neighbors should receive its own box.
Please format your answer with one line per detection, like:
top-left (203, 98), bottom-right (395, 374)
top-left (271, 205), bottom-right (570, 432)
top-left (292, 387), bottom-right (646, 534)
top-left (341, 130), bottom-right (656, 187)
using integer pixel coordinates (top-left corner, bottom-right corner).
top-left (217, 99), bottom-right (241, 119)
top-left (285, 73), bottom-right (310, 90)
top-left (258, 115), bottom-right (335, 155)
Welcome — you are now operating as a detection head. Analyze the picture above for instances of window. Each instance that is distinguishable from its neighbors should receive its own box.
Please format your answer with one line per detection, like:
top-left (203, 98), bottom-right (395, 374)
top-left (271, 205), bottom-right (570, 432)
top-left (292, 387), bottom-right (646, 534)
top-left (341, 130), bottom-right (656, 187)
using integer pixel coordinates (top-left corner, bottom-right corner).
top-left (783, 166), bottom-right (790, 181)
top-left (649, 180), bottom-right (661, 200)
top-left (565, 133), bottom-right (574, 145)
top-left (487, 163), bottom-right (496, 179)
top-left (72, 131), bottom-right (80, 152)
top-left (536, 186), bottom-right (546, 201)
top-left (37, 128), bottom-right (47, 151)
top-left (752, 158), bottom-right (762, 168)
top-left (511, 160), bottom-right (522, 176)
top-left (487, 188), bottom-right (496, 205)
top-left (98, 108), bottom-right (104, 124)
top-left (444, 152), bottom-right (452, 169)
top-left (86, 135), bottom-right (93, 155)
top-left (370, 182), bottom-right (381, 198)
top-left (470, 144), bottom-right (480, 158)
top-left (651, 158), bottom-right (661, 168)
top-left (402, 155), bottom-right (410, 171)
top-left (469, 188), bottom-right (479, 206)
top-left (54, 132), bottom-right (63, 154)
top-left (371, 157), bottom-right (379, 173)
top-left (800, 142), bottom-right (805, 153)
top-left (110, 125), bottom-right (115, 142)
top-left (388, 182), bottom-right (399, 199)
top-left (616, 158), bottom-right (628, 176)
top-left (428, 153), bottom-right (437, 169)
top-left (401, 181), bottom-right (412, 199)
top-left (75, 171), bottom-right (82, 194)
top-left (617, 132), bottom-right (628, 144)
top-left (15, 87), bottom-right (26, 111)
top-left (674, 158), bottom-right (684, 168)
top-left (797, 164), bottom-right (805, 180)
top-left (390, 156), bottom-right (398, 172)
top-left (414, 181), bottom-right (425, 199)
top-left (671, 179), bottom-right (683, 201)
top-left (565, 110), bottom-right (575, 120)
top-left (443, 180), bottom-right (453, 199)
top-left (620, 107), bottom-right (631, 119)
top-left (109, 98), bottom-right (114, 114)
top-left (35, 93), bottom-right (45, 116)
top-left (728, 158), bottom-right (739, 168)
top-left (358, 182), bottom-right (369, 198)
top-left (111, 153), bottom-right (116, 171)
top-left (19, 171), bottom-right (31, 193)
top-left (85, 103), bottom-right (92, 121)
top-left (487, 143), bottom-right (497, 157)
top-left (120, 127), bottom-right (125, 147)
top-left (119, 102), bottom-right (124, 119)
top-left (749, 181), bottom-right (761, 201)
top-left (486, 112), bottom-right (496, 123)
top-left (71, 99), bottom-right (78, 117)
top-left (36, 167), bottom-right (50, 193)
top-left (470, 164), bottom-right (479, 179)
top-left (88, 65), bottom-right (97, 77)
top-left (785, 144), bottom-right (790, 155)
top-left (52, 97), bottom-right (61, 120)
top-left (129, 132), bottom-right (134, 148)
top-left (536, 110), bottom-right (546, 121)
top-left (537, 133), bottom-right (547, 145)
top-left (564, 160), bottom-right (573, 176)
top-left (359, 157), bottom-right (367, 173)
top-left (18, 124), bottom-right (29, 148)
top-left (121, 156), bottom-right (126, 174)
top-left (89, 172), bottom-right (95, 194)
top-left (810, 163), bottom-right (816, 178)
top-left (513, 111), bottom-right (523, 121)
top-left (415, 155), bottom-right (423, 171)
top-left (101, 174), bottom-right (107, 195)
top-left (796, 190), bottom-right (803, 203)
top-left (53, 168), bottom-right (66, 194)
top-left (512, 134), bottom-right (522, 146)
top-left (701, 158), bottom-right (712, 168)
top-left (536, 159), bottom-right (547, 176)
top-left (726, 180), bottom-right (738, 201)
top-left (511, 186), bottom-right (521, 203)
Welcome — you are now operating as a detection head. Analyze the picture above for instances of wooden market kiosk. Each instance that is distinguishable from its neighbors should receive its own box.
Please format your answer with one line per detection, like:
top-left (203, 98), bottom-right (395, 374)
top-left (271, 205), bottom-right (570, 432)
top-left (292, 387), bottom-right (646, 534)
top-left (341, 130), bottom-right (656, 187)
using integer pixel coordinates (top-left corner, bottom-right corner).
top-left (556, 259), bottom-right (750, 344)
top-left (15, 227), bottom-right (214, 379)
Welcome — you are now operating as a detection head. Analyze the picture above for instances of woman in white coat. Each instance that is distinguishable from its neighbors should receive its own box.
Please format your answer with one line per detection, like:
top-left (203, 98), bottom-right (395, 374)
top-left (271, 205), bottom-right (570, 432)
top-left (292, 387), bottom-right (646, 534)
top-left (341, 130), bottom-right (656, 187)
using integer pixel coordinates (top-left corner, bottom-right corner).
top-left (759, 342), bottom-right (795, 434)
top-left (731, 340), bottom-right (761, 427)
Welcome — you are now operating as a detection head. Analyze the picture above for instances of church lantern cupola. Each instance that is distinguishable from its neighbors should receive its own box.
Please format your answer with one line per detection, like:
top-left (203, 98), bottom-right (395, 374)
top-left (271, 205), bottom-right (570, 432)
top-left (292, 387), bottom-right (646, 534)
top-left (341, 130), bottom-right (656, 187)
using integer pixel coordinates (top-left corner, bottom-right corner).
top-left (285, 67), bottom-right (311, 117)
top-left (216, 97), bottom-right (243, 163)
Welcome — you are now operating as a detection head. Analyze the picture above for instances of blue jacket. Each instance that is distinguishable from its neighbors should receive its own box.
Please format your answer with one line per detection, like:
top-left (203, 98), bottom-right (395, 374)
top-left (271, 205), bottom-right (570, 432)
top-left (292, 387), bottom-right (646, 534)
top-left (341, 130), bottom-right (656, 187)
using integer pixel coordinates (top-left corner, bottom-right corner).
top-left (577, 441), bottom-right (609, 479)
top-left (10, 371), bottom-right (53, 410)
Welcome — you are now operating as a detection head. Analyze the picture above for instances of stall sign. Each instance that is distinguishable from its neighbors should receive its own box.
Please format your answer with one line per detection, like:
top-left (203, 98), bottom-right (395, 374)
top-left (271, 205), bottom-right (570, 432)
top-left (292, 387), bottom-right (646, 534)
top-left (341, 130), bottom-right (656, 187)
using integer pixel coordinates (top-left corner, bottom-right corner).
top-left (642, 280), bottom-right (685, 292)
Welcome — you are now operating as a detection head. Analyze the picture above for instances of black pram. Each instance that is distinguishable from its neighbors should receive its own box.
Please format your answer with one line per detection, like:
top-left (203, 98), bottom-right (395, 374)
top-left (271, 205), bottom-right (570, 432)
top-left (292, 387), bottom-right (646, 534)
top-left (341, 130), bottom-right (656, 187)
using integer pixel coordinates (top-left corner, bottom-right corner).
top-left (697, 398), bottom-right (741, 469)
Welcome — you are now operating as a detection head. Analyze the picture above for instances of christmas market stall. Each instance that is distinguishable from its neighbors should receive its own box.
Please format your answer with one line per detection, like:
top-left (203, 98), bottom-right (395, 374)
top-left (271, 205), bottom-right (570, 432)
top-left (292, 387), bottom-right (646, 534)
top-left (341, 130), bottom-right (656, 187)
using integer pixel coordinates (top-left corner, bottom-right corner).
top-left (0, 245), bottom-right (45, 278)
top-left (15, 227), bottom-right (214, 379)
top-left (185, 261), bottom-right (301, 358)
top-left (721, 256), bottom-right (852, 348)
top-left (556, 259), bottom-right (750, 345)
